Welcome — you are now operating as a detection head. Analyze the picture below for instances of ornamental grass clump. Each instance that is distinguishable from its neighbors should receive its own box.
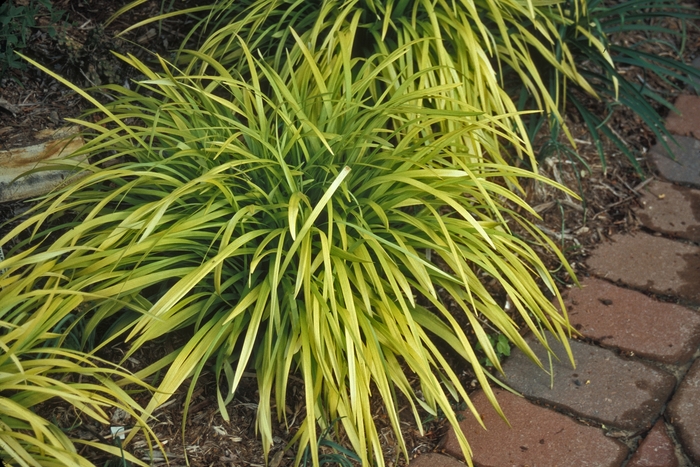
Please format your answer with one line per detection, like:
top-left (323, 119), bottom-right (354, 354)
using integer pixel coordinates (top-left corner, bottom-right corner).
top-left (2, 34), bottom-right (575, 466)
top-left (116, 0), bottom-right (607, 152)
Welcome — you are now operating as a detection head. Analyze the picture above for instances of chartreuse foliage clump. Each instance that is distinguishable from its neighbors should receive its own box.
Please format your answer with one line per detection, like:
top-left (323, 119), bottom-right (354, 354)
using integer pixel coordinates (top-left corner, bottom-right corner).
top-left (2, 32), bottom-right (575, 466)
top-left (0, 303), bottom-right (158, 466)
top-left (116, 0), bottom-right (608, 151)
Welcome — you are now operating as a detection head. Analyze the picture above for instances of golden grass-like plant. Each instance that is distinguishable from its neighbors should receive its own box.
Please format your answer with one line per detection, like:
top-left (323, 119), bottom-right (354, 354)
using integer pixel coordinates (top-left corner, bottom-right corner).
top-left (2, 35), bottom-right (575, 466)
top-left (115, 0), bottom-right (609, 147)
top-left (0, 314), bottom-right (157, 466)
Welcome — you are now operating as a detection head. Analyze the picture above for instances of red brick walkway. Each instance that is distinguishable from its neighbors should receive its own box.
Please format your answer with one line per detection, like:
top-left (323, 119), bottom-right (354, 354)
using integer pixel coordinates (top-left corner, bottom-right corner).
top-left (409, 95), bottom-right (700, 466)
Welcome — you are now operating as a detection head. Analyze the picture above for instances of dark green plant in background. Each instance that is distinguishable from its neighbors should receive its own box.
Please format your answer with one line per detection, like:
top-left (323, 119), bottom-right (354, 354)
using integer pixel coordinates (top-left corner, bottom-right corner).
top-left (475, 332), bottom-right (512, 367)
top-left (520, 0), bottom-right (700, 172)
top-left (58, 24), bottom-right (128, 86)
top-left (300, 418), bottom-right (361, 467)
top-left (0, 0), bottom-right (65, 75)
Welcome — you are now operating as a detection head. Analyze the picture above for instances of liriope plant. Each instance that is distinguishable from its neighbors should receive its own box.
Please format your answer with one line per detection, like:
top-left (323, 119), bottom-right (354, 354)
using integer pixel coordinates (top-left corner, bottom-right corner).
top-left (3, 34), bottom-right (574, 466)
top-left (561, 0), bottom-right (700, 172)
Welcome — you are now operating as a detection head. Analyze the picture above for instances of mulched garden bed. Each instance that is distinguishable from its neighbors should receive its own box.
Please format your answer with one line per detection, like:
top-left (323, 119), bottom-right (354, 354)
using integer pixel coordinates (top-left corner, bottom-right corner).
top-left (1, 1), bottom-right (699, 465)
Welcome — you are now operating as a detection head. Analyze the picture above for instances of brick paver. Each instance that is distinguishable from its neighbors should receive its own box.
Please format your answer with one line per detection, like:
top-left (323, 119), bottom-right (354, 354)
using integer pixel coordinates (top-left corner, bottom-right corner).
top-left (443, 389), bottom-right (628, 467)
top-left (499, 334), bottom-right (676, 430)
top-left (649, 135), bottom-right (700, 188)
top-left (664, 95), bottom-right (700, 140)
top-left (626, 420), bottom-right (679, 467)
top-left (587, 232), bottom-right (700, 304)
top-left (408, 453), bottom-right (466, 467)
top-left (562, 276), bottom-right (700, 364)
top-left (667, 359), bottom-right (700, 465)
top-left (634, 179), bottom-right (700, 243)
